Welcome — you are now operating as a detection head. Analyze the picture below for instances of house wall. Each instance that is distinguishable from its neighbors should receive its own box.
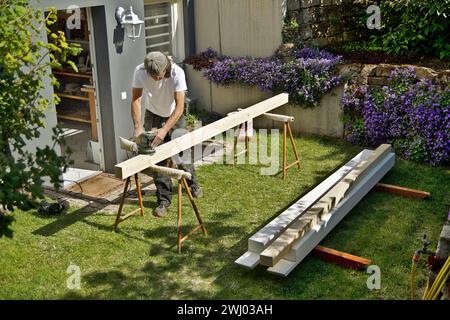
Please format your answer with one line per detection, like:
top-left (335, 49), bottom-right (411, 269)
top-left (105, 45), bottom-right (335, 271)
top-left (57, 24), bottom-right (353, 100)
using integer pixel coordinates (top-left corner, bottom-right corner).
top-left (194, 0), bottom-right (284, 57)
top-left (185, 0), bottom-right (285, 129)
top-left (37, 0), bottom-right (148, 172)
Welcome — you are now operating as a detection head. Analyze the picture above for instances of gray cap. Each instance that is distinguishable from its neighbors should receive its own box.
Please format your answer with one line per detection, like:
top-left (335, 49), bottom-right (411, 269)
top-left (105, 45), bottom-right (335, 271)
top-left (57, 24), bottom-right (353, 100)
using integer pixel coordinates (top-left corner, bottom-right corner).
top-left (144, 51), bottom-right (168, 76)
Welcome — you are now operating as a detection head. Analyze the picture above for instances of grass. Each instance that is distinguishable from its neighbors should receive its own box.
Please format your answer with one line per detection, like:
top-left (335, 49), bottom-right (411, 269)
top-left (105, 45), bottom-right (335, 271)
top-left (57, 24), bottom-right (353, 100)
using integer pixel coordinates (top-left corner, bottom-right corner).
top-left (0, 134), bottom-right (449, 299)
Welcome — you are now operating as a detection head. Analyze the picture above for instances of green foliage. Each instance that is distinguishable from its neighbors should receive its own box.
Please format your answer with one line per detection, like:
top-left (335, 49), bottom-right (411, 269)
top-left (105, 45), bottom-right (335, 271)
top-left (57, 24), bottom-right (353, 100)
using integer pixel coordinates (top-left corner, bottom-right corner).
top-left (340, 40), bottom-right (384, 53)
top-left (365, 0), bottom-right (450, 59)
top-left (0, 0), bottom-right (81, 237)
top-left (282, 16), bottom-right (300, 45)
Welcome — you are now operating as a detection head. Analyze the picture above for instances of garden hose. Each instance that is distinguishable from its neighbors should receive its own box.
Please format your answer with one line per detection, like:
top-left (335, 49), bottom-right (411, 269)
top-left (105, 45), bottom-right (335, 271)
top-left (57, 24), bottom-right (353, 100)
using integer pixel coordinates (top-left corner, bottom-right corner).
top-left (424, 256), bottom-right (450, 300)
top-left (410, 253), bottom-right (420, 300)
top-left (422, 283), bottom-right (429, 300)
top-left (427, 257), bottom-right (450, 299)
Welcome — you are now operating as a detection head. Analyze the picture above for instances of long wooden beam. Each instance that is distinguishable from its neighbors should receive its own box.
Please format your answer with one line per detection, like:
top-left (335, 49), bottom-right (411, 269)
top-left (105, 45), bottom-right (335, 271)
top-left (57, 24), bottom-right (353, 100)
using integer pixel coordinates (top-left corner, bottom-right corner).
top-left (375, 183), bottom-right (430, 199)
top-left (311, 246), bottom-right (371, 271)
top-left (115, 93), bottom-right (289, 180)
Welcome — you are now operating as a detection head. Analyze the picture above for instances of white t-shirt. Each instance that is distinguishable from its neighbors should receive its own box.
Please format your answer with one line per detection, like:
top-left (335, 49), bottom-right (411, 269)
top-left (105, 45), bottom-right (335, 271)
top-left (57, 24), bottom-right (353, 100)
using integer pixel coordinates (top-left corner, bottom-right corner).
top-left (132, 63), bottom-right (187, 117)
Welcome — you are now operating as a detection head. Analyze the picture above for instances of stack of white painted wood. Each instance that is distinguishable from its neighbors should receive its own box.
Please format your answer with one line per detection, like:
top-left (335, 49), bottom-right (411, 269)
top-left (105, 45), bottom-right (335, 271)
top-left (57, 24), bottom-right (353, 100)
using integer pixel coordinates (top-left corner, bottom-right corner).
top-left (235, 144), bottom-right (395, 276)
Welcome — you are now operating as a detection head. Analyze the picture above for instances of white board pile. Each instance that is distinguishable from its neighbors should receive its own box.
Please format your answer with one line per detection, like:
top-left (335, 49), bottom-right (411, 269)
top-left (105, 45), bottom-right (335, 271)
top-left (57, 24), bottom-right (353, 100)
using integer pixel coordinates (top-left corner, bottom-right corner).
top-left (235, 144), bottom-right (395, 276)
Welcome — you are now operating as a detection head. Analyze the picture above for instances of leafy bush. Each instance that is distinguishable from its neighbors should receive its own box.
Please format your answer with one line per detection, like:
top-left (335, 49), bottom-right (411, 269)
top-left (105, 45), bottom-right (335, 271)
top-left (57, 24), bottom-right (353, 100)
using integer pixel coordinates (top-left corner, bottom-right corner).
top-left (185, 48), bottom-right (344, 107)
top-left (0, 1), bottom-right (80, 237)
top-left (282, 16), bottom-right (300, 44)
top-left (342, 67), bottom-right (450, 166)
top-left (358, 0), bottom-right (450, 59)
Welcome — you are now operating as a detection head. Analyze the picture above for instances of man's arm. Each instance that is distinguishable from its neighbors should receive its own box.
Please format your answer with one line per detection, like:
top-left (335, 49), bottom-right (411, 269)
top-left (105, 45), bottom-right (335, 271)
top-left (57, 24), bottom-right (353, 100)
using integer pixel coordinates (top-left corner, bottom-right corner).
top-left (151, 91), bottom-right (185, 147)
top-left (131, 87), bottom-right (144, 140)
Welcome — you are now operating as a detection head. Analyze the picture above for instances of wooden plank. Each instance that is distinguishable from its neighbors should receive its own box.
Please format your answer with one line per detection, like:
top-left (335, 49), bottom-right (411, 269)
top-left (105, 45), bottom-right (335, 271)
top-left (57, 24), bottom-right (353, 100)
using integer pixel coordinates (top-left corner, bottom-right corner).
top-left (375, 183), bottom-right (430, 199)
top-left (57, 114), bottom-right (91, 124)
top-left (115, 93), bottom-right (289, 180)
top-left (263, 113), bottom-right (295, 122)
top-left (260, 219), bottom-right (312, 267)
top-left (53, 70), bottom-right (92, 79)
top-left (311, 246), bottom-right (371, 270)
top-left (259, 148), bottom-right (377, 268)
top-left (234, 251), bottom-right (261, 269)
top-left (57, 93), bottom-right (90, 101)
top-left (247, 149), bottom-right (373, 253)
top-left (268, 151), bottom-right (395, 276)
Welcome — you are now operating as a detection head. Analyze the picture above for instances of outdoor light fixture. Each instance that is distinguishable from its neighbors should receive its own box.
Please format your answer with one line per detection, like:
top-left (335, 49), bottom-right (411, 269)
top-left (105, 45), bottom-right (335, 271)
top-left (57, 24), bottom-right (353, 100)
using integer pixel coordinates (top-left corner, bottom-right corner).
top-left (115, 6), bottom-right (144, 41)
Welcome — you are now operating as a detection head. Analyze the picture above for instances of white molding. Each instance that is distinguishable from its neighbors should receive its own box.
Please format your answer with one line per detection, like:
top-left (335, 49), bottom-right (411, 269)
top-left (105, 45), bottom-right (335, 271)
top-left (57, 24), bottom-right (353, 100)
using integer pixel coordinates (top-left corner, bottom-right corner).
top-left (234, 149), bottom-right (372, 269)
top-left (268, 152), bottom-right (395, 276)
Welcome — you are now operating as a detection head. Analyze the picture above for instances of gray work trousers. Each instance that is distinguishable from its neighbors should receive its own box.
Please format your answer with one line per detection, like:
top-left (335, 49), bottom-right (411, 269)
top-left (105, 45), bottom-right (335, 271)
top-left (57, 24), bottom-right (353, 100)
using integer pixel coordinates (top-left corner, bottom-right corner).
top-left (143, 110), bottom-right (198, 206)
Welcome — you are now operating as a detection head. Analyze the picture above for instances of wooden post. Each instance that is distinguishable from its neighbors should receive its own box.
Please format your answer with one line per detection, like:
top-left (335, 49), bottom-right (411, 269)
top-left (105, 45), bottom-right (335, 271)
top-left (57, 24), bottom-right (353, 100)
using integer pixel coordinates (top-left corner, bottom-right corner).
top-left (283, 122), bottom-right (287, 180)
top-left (287, 122), bottom-right (302, 169)
top-left (114, 177), bottom-right (130, 231)
top-left (177, 179), bottom-right (183, 253)
top-left (245, 121), bottom-right (250, 160)
top-left (134, 174), bottom-right (144, 216)
top-left (182, 178), bottom-right (207, 235)
top-left (81, 86), bottom-right (97, 141)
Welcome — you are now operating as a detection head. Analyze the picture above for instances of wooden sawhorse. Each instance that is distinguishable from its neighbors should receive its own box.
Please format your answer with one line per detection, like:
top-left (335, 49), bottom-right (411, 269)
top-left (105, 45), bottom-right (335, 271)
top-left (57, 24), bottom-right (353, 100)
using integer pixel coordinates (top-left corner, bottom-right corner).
top-left (113, 173), bottom-right (144, 231)
top-left (113, 164), bottom-right (207, 253)
top-left (264, 113), bottom-right (302, 179)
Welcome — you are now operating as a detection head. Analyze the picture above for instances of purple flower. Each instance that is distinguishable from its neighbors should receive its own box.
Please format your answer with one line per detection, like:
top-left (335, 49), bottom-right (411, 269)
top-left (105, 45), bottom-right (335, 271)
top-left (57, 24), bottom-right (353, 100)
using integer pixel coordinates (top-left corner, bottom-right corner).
top-left (342, 67), bottom-right (450, 166)
top-left (198, 47), bottom-right (343, 107)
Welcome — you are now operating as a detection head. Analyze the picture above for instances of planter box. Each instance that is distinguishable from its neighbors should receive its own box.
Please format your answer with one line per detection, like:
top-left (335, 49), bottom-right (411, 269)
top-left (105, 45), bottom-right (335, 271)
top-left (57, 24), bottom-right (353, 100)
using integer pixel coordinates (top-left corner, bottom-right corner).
top-left (185, 65), bottom-right (344, 138)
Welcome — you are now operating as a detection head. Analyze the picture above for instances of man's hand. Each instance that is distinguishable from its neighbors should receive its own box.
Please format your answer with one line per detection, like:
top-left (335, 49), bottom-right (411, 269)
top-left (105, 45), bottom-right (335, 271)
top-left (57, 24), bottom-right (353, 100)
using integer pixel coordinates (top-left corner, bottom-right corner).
top-left (134, 126), bottom-right (145, 144)
top-left (151, 128), bottom-right (168, 148)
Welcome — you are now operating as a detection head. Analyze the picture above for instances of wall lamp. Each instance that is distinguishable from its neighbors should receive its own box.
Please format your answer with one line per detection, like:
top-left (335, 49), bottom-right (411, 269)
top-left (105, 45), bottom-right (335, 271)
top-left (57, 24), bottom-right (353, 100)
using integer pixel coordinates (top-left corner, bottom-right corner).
top-left (115, 6), bottom-right (144, 41)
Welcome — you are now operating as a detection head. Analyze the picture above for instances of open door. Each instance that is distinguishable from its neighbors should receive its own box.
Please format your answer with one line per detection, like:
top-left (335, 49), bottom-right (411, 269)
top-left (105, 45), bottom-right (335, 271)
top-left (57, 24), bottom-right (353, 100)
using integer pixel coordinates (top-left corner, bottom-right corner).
top-left (47, 8), bottom-right (103, 188)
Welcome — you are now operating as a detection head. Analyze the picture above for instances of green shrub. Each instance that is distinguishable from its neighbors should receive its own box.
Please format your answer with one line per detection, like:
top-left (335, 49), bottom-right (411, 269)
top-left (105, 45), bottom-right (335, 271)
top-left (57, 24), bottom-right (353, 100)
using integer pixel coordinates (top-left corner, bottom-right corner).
top-left (364, 0), bottom-right (450, 59)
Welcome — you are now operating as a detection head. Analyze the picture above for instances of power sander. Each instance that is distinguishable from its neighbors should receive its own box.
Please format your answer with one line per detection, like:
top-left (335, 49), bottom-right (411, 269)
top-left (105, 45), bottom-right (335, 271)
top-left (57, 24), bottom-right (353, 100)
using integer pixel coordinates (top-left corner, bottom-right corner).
top-left (119, 131), bottom-right (157, 155)
top-left (137, 131), bottom-right (157, 155)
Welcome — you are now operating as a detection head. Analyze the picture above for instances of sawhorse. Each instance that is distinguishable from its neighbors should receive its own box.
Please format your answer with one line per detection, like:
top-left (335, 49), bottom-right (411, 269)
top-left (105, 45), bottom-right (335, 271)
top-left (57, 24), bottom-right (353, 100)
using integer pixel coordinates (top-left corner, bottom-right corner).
top-left (263, 113), bottom-right (302, 179)
top-left (113, 164), bottom-right (207, 253)
top-left (226, 111), bottom-right (302, 179)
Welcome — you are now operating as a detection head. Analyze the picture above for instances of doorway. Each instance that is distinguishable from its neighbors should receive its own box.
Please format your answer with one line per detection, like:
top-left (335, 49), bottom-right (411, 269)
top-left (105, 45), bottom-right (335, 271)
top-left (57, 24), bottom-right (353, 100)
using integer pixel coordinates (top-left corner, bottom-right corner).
top-left (48, 8), bottom-right (103, 187)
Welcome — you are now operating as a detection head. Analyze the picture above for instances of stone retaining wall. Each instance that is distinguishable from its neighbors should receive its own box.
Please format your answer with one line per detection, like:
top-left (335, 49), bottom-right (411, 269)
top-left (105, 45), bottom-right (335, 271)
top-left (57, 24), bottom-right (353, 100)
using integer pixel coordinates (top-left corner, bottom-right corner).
top-left (339, 63), bottom-right (450, 89)
top-left (286, 0), bottom-right (363, 47)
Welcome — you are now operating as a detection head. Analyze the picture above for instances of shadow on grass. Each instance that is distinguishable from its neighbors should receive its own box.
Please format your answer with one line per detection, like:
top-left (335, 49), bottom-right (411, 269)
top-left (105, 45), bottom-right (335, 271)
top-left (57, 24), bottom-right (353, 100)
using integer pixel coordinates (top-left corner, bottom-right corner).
top-left (60, 212), bottom-right (248, 300)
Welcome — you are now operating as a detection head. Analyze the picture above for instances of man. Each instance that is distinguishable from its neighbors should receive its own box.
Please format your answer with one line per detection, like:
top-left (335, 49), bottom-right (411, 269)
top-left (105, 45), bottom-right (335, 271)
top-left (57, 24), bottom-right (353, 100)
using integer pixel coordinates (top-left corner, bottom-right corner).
top-left (131, 51), bottom-right (202, 217)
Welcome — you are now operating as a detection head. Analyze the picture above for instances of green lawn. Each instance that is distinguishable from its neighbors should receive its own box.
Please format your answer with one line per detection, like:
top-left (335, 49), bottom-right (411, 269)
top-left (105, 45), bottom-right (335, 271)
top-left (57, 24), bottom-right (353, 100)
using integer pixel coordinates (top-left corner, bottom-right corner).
top-left (0, 134), bottom-right (448, 299)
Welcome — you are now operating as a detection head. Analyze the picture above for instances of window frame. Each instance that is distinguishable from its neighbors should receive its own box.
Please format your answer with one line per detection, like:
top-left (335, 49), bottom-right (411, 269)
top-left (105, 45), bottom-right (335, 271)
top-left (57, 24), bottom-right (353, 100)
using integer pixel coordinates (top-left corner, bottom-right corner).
top-left (143, 0), bottom-right (185, 63)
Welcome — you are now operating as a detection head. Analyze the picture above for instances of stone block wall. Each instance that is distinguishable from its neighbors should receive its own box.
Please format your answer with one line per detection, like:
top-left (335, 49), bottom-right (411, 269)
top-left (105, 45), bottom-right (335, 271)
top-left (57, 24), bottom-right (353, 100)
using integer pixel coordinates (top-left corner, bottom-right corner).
top-left (338, 63), bottom-right (450, 90)
top-left (286, 0), bottom-right (363, 47)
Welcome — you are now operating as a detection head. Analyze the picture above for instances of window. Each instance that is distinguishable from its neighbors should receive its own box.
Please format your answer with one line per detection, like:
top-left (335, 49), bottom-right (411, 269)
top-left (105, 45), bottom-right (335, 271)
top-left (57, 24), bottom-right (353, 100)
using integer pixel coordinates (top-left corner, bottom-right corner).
top-left (144, 1), bottom-right (185, 63)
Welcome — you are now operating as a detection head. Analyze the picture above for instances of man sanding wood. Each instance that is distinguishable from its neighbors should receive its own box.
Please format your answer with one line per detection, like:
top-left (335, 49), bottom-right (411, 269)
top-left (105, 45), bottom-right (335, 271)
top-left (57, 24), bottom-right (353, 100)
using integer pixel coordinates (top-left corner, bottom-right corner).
top-left (131, 51), bottom-right (203, 217)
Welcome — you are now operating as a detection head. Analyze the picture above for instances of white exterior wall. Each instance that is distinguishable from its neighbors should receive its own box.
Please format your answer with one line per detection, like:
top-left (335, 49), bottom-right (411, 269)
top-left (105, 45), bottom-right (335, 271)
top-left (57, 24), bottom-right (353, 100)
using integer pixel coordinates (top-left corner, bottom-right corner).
top-left (194, 0), bottom-right (284, 57)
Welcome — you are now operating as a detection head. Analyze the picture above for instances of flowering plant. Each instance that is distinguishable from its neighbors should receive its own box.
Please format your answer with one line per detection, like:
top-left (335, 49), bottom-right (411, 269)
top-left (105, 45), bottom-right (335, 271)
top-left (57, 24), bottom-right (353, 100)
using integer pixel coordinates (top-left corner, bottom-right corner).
top-left (185, 48), bottom-right (344, 107)
top-left (342, 67), bottom-right (450, 166)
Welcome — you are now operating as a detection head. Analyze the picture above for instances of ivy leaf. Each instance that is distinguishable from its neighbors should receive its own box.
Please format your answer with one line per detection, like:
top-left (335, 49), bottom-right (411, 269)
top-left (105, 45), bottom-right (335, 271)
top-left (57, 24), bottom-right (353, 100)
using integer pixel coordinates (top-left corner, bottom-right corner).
top-left (66, 60), bottom-right (78, 73)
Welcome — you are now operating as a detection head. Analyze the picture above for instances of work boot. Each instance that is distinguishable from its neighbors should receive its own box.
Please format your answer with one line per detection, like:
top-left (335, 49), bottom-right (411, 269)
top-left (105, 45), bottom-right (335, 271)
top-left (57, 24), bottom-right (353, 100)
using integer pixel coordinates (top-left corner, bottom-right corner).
top-left (190, 185), bottom-right (203, 198)
top-left (153, 202), bottom-right (170, 217)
